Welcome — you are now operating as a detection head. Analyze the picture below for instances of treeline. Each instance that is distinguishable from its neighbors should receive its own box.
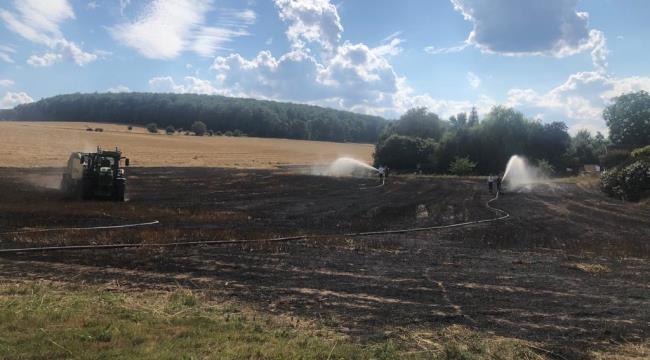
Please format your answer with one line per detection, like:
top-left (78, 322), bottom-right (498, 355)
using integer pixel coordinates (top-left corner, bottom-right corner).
top-left (0, 93), bottom-right (387, 143)
top-left (374, 106), bottom-right (610, 175)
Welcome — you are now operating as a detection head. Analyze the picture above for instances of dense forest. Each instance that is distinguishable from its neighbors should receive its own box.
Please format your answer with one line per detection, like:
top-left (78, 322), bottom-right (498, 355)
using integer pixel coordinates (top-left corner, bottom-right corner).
top-left (0, 93), bottom-right (387, 143)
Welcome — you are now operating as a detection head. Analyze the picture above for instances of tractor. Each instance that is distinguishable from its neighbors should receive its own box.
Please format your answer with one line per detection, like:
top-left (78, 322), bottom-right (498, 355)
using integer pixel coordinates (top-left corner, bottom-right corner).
top-left (61, 147), bottom-right (130, 201)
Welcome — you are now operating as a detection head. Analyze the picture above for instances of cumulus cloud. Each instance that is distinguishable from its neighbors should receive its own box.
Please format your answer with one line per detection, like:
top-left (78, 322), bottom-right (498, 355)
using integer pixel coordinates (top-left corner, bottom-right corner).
top-left (149, 76), bottom-right (220, 95)
top-left (109, 0), bottom-right (253, 59)
top-left (0, 79), bottom-right (14, 87)
top-left (442, 0), bottom-right (609, 72)
top-left (0, 0), bottom-right (99, 66)
top-left (0, 91), bottom-right (33, 109)
top-left (27, 53), bottom-right (63, 67)
top-left (274, 0), bottom-right (343, 51)
top-left (451, 0), bottom-right (590, 55)
top-left (210, 0), bottom-right (489, 120)
top-left (506, 71), bottom-right (650, 134)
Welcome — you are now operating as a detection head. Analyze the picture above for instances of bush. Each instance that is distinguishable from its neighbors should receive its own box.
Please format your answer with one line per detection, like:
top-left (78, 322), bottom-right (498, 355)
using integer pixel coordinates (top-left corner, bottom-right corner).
top-left (94, 128), bottom-right (103, 132)
top-left (537, 159), bottom-right (554, 176)
top-left (146, 123), bottom-right (158, 133)
top-left (232, 129), bottom-right (245, 137)
top-left (165, 125), bottom-right (175, 135)
top-left (600, 149), bottom-right (630, 169)
top-left (127, 126), bottom-right (133, 131)
top-left (631, 145), bottom-right (650, 158)
top-left (191, 121), bottom-right (207, 136)
top-left (601, 158), bottom-right (650, 201)
top-left (448, 157), bottom-right (476, 176)
top-left (374, 134), bottom-right (437, 171)
top-left (207, 130), bottom-right (214, 136)
top-left (215, 131), bottom-right (223, 136)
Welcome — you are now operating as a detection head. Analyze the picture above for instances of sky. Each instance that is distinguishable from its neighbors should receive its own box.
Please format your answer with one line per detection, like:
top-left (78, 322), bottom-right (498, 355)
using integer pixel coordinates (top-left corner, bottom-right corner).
top-left (1, 0), bottom-right (650, 134)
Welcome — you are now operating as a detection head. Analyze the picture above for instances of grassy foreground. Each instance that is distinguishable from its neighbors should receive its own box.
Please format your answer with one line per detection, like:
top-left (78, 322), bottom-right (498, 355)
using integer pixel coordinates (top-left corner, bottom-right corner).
top-left (0, 281), bottom-right (543, 359)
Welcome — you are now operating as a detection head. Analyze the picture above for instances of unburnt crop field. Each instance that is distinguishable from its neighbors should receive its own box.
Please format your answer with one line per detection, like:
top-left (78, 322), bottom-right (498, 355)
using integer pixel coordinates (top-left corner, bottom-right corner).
top-left (0, 165), bottom-right (649, 359)
top-left (0, 121), bottom-right (373, 168)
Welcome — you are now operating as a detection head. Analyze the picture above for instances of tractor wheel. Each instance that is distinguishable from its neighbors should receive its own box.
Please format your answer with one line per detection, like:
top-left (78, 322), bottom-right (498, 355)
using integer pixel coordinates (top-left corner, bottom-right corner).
top-left (114, 181), bottom-right (125, 202)
top-left (81, 178), bottom-right (93, 200)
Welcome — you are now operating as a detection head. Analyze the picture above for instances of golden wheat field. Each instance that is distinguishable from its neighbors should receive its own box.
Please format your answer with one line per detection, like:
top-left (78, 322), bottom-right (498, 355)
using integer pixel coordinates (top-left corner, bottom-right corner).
top-left (0, 121), bottom-right (374, 168)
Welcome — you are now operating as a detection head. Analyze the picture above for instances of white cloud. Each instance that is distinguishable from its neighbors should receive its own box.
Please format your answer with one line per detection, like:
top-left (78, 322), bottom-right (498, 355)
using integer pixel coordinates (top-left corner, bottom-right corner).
top-left (0, 79), bottom-right (14, 87)
top-left (107, 85), bottom-right (131, 93)
top-left (109, 0), bottom-right (253, 59)
top-left (505, 71), bottom-right (650, 134)
top-left (466, 72), bottom-right (481, 89)
top-left (209, 0), bottom-right (491, 120)
top-left (87, 1), bottom-right (98, 10)
top-left (446, 0), bottom-right (609, 72)
top-left (27, 53), bottom-right (63, 67)
top-left (0, 45), bottom-right (15, 63)
top-left (424, 43), bottom-right (468, 55)
top-left (0, 91), bottom-right (33, 109)
top-left (119, 0), bottom-right (131, 15)
top-left (149, 76), bottom-right (220, 95)
top-left (1, 0), bottom-right (100, 66)
top-left (274, 0), bottom-right (343, 51)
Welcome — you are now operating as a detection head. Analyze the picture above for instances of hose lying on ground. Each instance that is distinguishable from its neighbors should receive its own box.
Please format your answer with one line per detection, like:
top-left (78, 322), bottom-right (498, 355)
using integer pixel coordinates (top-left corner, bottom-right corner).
top-left (0, 193), bottom-right (508, 254)
top-left (0, 221), bottom-right (160, 235)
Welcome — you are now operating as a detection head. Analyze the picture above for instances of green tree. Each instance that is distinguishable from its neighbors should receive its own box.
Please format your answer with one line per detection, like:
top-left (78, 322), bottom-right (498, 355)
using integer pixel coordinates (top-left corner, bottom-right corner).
top-left (468, 106), bottom-right (479, 127)
top-left (165, 125), bottom-right (175, 135)
top-left (448, 157), bottom-right (476, 176)
top-left (391, 107), bottom-right (445, 140)
top-left (146, 123), bottom-right (158, 133)
top-left (603, 90), bottom-right (650, 146)
top-left (191, 121), bottom-right (207, 136)
top-left (374, 134), bottom-right (437, 170)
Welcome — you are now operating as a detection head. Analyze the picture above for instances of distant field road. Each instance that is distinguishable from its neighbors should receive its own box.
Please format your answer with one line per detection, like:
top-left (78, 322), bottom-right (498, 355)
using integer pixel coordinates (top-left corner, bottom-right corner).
top-left (0, 121), bottom-right (374, 168)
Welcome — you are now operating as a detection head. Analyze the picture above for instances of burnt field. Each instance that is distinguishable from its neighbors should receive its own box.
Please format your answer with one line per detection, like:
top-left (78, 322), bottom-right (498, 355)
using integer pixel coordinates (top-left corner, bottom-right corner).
top-left (1, 167), bottom-right (649, 358)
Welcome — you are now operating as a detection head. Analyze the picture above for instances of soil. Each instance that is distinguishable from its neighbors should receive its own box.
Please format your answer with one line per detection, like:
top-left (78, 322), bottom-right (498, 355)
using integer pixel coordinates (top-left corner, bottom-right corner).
top-left (1, 167), bottom-right (649, 359)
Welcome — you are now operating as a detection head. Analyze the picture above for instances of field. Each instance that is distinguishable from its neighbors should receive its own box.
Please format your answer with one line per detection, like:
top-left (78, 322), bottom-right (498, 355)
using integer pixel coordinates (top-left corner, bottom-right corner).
top-left (0, 121), bottom-right (373, 168)
top-left (1, 164), bottom-right (649, 359)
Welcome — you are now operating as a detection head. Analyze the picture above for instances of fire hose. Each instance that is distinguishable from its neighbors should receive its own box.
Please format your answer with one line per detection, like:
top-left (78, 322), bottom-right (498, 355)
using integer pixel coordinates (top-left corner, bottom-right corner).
top-left (0, 193), bottom-right (508, 254)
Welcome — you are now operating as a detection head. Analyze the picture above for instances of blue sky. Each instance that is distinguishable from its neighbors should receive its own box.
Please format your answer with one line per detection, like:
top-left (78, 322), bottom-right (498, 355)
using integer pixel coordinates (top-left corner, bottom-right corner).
top-left (1, 0), bottom-right (650, 134)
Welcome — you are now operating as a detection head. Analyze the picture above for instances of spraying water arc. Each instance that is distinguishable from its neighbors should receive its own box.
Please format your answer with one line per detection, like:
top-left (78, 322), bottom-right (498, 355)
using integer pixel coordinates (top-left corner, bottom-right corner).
top-left (325, 157), bottom-right (378, 177)
top-left (502, 155), bottom-right (550, 191)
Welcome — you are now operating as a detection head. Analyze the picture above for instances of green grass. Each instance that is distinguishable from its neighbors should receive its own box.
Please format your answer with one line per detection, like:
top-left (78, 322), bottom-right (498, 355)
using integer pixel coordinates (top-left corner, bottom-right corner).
top-left (0, 281), bottom-right (542, 360)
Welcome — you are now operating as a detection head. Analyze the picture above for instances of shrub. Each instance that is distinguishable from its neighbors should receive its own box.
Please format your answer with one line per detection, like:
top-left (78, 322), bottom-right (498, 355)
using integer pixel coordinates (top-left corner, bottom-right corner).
top-left (207, 130), bottom-right (214, 136)
top-left (215, 131), bottom-right (223, 136)
top-left (448, 157), bottom-right (476, 176)
top-left (224, 131), bottom-right (233, 137)
top-left (600, 149), bottom-right (630, 169)
top-left (86, 128), bottom-right (93, 132)
top-left (146, 123), bottom-right (158, 133)
top-left (631, 145), bottom-right (650, 158)
top-left (165, 125), bottom-right (175, 135)
top-left (537, 159), bottom-right (554, 176)
top-left (601, 158), bottom-right (650, 201)
top-left (94, 128), bottom-right (103, 132)
top-left (374, 134), bottom-right (437, 171)
top-left (127, 126), bottom-right (133, 131)
top-left (191, 121), bottom-right (207, 136)
top-left (232, 129), bottom-right (245, 137)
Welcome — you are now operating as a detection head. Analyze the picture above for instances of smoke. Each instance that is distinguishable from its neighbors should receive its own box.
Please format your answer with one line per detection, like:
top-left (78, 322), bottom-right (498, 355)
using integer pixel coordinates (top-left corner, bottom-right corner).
top-left (24, 172), bottom-right (62, 190)
top-left (313, 157), bottom-right (377, 177)
top-left (502, 155), bottom-right (550, 191)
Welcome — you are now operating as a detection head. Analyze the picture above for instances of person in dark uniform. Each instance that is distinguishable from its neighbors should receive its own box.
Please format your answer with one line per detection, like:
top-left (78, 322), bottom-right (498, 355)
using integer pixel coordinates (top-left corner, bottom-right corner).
top-left (496, 175), bottom-right (502, 194)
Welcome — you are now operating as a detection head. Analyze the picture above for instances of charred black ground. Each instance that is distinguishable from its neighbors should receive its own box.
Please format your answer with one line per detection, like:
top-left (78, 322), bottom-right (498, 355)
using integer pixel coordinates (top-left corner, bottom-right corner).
top-left (1, 167), bottom-right (649, 358)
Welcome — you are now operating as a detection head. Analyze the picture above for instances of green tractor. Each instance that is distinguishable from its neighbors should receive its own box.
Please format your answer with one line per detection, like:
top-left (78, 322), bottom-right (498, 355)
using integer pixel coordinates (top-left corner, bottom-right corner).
top-left (61, 147), bottom-right (130, 201)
